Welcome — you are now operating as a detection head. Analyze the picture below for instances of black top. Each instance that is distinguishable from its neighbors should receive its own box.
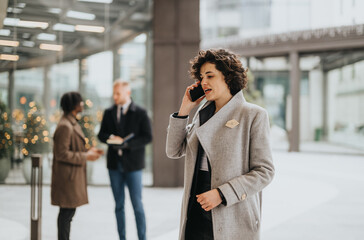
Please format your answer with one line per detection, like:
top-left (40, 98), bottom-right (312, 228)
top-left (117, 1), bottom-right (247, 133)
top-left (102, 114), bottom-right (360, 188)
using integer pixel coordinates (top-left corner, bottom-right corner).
top-left (186, 102), bottom-right (226, 211)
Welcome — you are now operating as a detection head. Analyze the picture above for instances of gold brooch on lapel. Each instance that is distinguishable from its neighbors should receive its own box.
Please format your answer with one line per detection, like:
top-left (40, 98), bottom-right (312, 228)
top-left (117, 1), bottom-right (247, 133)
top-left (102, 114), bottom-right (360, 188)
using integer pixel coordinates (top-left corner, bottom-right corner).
top-left (225, 119), bottom-right (239, 129)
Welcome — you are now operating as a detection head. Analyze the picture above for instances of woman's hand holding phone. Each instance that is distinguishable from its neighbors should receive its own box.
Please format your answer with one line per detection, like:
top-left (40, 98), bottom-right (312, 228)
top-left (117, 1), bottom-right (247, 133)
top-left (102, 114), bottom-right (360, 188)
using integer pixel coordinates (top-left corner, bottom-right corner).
top-left (178, 82), bottom-right (205, 116)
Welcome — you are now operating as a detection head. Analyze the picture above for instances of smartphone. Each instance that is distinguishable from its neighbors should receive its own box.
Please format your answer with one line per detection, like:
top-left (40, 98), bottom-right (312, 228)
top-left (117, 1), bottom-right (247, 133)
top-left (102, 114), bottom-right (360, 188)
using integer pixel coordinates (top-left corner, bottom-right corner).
top-left (189, 84), bottom-right (205, 102)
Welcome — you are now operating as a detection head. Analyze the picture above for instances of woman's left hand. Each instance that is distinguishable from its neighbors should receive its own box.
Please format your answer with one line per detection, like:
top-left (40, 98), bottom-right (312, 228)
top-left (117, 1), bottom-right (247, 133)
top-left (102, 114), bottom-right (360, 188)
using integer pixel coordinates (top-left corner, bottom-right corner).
top-left (196, 189), bottom-right (222, 211)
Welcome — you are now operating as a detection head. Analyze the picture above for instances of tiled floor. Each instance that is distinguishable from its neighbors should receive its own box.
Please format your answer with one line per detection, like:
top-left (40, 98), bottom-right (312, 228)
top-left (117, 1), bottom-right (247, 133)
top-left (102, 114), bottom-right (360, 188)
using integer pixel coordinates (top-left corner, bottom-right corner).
top-left (1, 142), bottom-right (364, 240)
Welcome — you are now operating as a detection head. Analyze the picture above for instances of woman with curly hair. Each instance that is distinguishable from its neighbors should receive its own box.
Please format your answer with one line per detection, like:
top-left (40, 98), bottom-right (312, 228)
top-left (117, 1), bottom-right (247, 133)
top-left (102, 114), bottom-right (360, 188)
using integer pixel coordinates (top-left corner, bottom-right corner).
top-left (166, 49), bottom-right (275, 240)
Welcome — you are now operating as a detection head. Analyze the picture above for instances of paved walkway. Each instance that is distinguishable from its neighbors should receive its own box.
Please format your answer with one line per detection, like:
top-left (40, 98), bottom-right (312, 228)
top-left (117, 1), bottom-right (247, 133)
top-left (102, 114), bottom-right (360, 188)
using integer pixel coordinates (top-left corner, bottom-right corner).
top-left (1, 142), bottom-right (364, 240)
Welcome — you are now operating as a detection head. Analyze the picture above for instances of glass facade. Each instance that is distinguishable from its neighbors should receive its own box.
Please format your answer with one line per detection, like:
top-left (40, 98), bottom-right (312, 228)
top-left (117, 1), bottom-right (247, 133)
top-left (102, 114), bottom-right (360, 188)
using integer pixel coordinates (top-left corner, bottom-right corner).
top-left (1, 0), bottom-right (363, 187)
top-left (200, 0), bottom-right (364, 150)
top-left (201, 0), bottom-right (364, 40)
top-left (328, 60), bottom-right (364, 149)
top-left (1, 34), bottom-right (152, 185)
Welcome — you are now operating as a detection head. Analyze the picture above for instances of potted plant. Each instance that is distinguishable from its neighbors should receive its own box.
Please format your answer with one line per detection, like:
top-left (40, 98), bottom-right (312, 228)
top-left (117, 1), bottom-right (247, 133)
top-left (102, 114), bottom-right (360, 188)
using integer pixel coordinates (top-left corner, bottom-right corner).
top-left (22, 102), bottom-right (51, 183)
top-left (0, 101), bottom-right (14, 183)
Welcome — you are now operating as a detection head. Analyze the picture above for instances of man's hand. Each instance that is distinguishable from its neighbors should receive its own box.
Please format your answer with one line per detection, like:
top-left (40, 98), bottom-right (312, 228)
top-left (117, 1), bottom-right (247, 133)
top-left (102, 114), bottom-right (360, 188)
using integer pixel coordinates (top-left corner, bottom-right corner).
top-left (196, 189), bottom-right (222, 211)
top-left (109, 135), bottom-right (124, 142)
top-left (86, 147), bottom-right (101, 161)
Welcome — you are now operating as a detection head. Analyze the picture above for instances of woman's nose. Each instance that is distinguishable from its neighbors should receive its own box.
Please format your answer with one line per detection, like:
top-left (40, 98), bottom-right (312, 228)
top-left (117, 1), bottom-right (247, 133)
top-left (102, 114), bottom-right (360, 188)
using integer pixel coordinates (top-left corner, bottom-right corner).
top-left (201, 78), bottom-right (207, 85)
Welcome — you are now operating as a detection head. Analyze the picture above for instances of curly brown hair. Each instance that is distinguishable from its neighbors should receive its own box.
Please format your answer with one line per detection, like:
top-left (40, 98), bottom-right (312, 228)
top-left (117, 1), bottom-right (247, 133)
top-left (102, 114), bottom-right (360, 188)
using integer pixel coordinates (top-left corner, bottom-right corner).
top-left (189, 49), bottom-right (248, 95)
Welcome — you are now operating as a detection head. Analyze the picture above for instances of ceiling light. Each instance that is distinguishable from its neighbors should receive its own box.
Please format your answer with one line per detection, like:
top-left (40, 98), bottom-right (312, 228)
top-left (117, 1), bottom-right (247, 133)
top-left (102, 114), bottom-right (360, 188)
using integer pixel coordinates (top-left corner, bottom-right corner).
top-left (17, 3), bottom-right (26, 8)
top-left (48, 8), bottom-right (62, 14)
top-left (78, 0), bottom-right (113, 3)
top-left (7, 7), bottom-right (23, 14)
top-left (3, 18), bottom-right (48, 29)
top-left (0, 54), bottom-right (19, 61)
top-left (39, 43), bottom-right (63, 51)
top-left (0, 40), bottom-right (19, 47)
top-left (130, 12), bottom-right (151, 21)
top-left (37, 33), bottom-right (57, 41)
top-left (3, 18), bottom-right (18, 26)
top-left (2, 47), bottom-right (13, 53)
top-left (22, 33), bottom-right (31, 38)
top-left (23, 41), bottom-right (35, 47)
top-left (75, 25), bottom-right (104, 33)
top-left (53, 23), bottom-right (75, 32)
top-left (0, 29), bottom-right (11, 36)
top-left (66, 10), bottom-right (95, 20)
top-left (18, 20), bottom-right (49, 29)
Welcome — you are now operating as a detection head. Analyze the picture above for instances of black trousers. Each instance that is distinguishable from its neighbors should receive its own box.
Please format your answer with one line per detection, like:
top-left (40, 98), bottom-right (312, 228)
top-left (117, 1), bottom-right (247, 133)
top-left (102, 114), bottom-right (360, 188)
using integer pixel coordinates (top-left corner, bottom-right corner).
top-left (185, 170), bottom-right (214, 240)
top-left (57, 208), bottom-right (76, 240)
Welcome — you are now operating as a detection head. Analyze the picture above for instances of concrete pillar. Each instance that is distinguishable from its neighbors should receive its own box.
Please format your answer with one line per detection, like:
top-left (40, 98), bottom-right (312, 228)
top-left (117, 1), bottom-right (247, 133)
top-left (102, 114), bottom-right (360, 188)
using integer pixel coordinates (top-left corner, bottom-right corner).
top-left (42, 66), bottom-right (51, 119)
top-left (153, 0), bottom-right (200, 187)
top-left (289, 51), bottom-right (300, 152)
top-left (8, 69), bottom-right (14, 113)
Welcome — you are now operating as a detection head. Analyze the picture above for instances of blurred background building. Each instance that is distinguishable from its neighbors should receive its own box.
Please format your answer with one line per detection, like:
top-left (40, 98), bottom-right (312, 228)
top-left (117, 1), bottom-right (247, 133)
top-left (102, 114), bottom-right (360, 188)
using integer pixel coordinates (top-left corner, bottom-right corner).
top-left (0, 0), bottom-right (364, 187)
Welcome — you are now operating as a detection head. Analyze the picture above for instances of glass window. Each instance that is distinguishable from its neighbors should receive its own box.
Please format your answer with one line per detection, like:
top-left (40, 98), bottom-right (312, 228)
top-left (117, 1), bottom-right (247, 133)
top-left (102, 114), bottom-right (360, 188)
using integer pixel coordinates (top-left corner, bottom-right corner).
top-left (85, 51), bottom-right (113, 110)
top-left (48, 60), bottom-right (79, 132)
top-left (14, 68), bottom-right (44, 111)
top-left (119, 34), bottom-right (150, 111)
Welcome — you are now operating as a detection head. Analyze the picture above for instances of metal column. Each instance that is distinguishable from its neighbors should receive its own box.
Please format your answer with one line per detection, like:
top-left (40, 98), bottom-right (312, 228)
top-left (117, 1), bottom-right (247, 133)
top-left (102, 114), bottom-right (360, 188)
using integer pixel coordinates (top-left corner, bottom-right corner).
top-left (7, 69), bottom-right (15, 113)
top-left (113, 47), bottom-right (121, 81)
top-left (30, 154), bottom-right (43, 240)
top-left (42, 66), bottom-right (51, 119)
top-left (322, 70), bottom-right (328, 140)
top-left (78, 58), bottom-right (87, 96)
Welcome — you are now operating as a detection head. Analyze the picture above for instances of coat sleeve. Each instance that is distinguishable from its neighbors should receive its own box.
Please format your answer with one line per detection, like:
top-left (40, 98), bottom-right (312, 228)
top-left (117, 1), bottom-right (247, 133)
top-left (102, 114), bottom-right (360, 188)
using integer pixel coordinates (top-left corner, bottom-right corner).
top-left (218, 109), bottom-right (275, 207)
top-left (53, 124), bottom-right (87, 166)
top-left (97, 110), bottom-right (111, 143)
top-left (166, 114), bottom-right (190, 159)
top-left (123, 110), bottom-right (152, 150)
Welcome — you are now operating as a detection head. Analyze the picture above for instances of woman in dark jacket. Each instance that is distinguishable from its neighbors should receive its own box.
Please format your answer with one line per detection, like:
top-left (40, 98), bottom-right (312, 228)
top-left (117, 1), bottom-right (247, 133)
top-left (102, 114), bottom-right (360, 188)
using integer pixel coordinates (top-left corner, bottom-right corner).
top-left (51, 92), bottom-right (103, 240)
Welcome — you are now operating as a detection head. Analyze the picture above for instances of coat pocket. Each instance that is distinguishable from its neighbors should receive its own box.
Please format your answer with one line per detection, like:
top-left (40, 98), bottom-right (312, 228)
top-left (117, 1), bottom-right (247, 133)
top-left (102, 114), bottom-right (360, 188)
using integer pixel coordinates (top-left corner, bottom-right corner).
top-left (246, 197), bottom-right (260, 232)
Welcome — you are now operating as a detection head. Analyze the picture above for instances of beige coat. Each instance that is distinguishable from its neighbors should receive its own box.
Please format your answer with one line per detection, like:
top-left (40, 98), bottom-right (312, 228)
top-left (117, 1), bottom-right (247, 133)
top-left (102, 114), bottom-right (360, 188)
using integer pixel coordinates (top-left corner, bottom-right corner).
top-left (166, 91), bottom-right (275, 240)
top-left (51, 114), bottom-right (88, 208)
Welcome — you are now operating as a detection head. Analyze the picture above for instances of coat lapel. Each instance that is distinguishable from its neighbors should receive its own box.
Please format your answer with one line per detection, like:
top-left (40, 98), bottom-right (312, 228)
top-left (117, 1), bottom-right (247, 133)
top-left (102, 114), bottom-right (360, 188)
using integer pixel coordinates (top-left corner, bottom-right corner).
top-left (74, 124), bottom-right (86, 142)
top-left (112, 105), bottom-right (119, 130)
top-left (195, 91), bottom-right (246, 165)
top-left (64, 114), bottom-right (85, 143)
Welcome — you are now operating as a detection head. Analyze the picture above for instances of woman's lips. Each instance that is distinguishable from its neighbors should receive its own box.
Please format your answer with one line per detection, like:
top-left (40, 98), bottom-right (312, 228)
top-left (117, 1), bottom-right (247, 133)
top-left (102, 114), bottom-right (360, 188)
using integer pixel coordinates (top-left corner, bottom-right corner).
top-left (204, 89), bottom-right (212, 94)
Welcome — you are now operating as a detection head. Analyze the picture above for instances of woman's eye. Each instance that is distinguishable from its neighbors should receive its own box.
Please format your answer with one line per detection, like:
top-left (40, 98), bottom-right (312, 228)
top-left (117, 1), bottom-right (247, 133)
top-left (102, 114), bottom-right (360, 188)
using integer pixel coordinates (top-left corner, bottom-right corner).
top-left (207, 75), bottom-right (213, 79)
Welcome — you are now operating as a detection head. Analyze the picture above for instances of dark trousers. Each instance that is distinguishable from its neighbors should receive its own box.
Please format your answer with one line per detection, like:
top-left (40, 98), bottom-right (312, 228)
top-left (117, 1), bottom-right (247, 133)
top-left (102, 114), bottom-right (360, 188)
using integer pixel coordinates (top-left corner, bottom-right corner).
top-left (57, 208), bottom-right (76, 240)
top-left (185, 170), bottom-right (214, 240)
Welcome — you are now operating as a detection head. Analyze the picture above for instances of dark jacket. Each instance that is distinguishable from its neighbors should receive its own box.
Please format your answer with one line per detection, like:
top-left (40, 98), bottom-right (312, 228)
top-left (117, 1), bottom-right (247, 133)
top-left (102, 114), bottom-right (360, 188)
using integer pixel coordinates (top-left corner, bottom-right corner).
top-left (51, 114), bottom-right (88, 208)
top-left (97, 102), bottom-right (152, 171)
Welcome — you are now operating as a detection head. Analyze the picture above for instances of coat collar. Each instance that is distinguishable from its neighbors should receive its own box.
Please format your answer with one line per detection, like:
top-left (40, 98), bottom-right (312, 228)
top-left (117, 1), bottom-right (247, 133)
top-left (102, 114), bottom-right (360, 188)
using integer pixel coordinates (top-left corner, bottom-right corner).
top-left (113, 100), bottom-right (137, 113)
top-left (64, 113), bottom-right (78, 125)
top-left (195, 91), bottom-right (246, 161)
top-left (112, 101), bottom-right (137, 127)
top-left (63, 114), bottom-right (85, 141)
top-left (200, 90), bottom-right (246, 117)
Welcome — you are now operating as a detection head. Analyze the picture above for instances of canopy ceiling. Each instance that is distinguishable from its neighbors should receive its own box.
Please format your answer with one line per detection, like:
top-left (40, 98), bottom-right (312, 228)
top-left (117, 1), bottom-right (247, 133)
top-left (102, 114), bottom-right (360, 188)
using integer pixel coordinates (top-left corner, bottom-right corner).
top-left (0, 0), bottom-right (152, 71)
